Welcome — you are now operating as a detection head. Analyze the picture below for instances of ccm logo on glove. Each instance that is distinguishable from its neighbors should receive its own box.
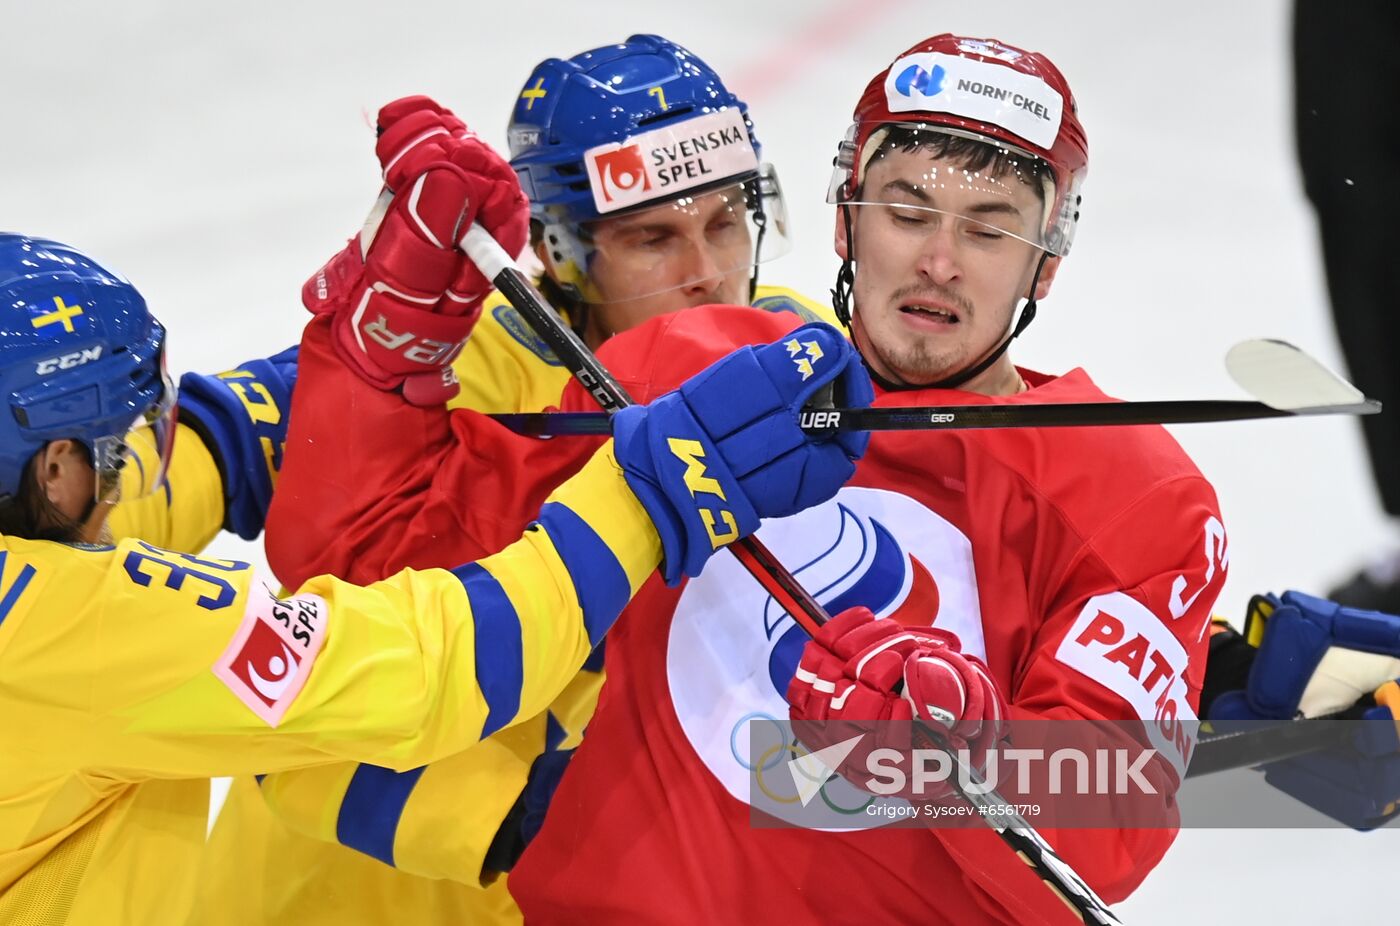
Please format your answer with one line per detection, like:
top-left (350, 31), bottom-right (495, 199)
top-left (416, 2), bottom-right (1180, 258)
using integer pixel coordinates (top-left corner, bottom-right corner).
top-left (666, 438), bottom-right (738, 549)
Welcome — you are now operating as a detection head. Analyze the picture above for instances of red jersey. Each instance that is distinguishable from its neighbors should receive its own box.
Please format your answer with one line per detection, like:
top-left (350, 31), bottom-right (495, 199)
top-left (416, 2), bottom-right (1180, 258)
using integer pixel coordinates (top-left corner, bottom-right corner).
top-left (267, 306), bottom-right (1225, 925)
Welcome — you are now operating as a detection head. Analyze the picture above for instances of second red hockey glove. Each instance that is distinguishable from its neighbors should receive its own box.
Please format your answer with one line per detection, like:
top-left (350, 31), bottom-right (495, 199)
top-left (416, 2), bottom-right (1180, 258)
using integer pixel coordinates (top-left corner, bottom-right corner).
top-left (303, 96), bottom-right (528, 405)
top-left (788, 606), bottom-right (1008, 802)
top-left (374, 95), bottom-right (469, 191)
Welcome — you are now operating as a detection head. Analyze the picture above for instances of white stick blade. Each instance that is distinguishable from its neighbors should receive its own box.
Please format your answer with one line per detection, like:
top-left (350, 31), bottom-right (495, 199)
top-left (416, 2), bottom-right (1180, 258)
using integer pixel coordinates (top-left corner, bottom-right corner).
top-left (1225, 339), bottom-right (1365, 410)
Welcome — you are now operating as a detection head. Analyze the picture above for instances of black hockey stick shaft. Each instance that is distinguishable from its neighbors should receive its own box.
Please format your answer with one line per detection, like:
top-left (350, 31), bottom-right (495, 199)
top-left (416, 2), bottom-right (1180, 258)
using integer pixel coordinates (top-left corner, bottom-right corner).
top-left (461, 227), bottom-right (830, 637)
top-left (1186, 702), bottom-right (1376, 778)
top-left (913, 724), bottom-right (1125, 926)
top-left (491, 397), bottom-right (1380, 438)
top-left (460, 225), bottom-right (1121, 926)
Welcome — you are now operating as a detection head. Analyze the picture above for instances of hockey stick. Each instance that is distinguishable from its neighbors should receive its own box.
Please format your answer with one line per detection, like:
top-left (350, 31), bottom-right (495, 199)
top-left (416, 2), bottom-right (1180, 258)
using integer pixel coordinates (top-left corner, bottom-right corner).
top-left (460, 224), bottom-right (1124, 926)
top-left (489, 340), bottom-right (1378, 437)
top-left (1186, 701), bottom-right (1377, 778)
top-left (458, 228), bottom-right (830, 638)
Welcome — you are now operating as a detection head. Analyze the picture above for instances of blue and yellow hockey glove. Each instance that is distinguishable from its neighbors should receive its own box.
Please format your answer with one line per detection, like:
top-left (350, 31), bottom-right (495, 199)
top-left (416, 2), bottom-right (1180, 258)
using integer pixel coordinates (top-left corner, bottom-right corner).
top-left (1209, 590), bottom-right (1400, 829)
top-left (178, 346), bottom-right (298, 540)
top-left (612, 323), bottom-right (871, 584)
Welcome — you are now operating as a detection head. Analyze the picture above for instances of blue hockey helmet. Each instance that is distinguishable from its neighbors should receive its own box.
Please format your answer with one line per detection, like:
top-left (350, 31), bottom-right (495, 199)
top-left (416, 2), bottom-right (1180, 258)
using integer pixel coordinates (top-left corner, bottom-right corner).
top-left (507, 34), bottom-right (791, 305)
top-left (0, 234), bottom-right (175, 505)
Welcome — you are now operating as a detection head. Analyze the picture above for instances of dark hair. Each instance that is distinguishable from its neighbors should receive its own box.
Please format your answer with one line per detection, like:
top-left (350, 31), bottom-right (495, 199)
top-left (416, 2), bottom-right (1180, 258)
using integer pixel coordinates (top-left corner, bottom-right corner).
top-left (0, 448), bottom-right (87, 543)
top-left (866, 126), bottom-right (1049, 203)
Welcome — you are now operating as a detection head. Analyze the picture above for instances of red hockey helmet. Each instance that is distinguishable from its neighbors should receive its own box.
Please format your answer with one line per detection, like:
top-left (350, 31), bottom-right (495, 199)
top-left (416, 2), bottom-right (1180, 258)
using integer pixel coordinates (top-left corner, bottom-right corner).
top-left (828, 34), bottom-right (1089, 255)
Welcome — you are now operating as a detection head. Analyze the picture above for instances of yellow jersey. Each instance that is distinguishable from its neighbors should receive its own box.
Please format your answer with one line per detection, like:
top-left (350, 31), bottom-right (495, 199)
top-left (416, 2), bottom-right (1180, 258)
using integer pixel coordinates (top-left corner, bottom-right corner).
top-left (450, 285), bottom-right (836, 414)
top-left (193, 286), bottom-right (838, 926)
top-left (0, 443), bottom-right (660, 925)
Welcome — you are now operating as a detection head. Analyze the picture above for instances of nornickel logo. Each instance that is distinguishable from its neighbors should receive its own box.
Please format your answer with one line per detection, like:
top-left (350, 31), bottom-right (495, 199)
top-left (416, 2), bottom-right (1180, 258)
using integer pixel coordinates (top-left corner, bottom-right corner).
top-left (894, 63), bottom-right (947, 98)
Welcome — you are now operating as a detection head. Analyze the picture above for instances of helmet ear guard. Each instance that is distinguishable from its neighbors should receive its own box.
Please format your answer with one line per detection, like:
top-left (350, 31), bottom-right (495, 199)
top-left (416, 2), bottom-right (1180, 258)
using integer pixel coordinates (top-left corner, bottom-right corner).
top-left (742, 163), bottom-right (789, 302)
top-left (1042, 169), bottom-right (1085, 256)
top-left (535, 215), bottom-right (595, 307)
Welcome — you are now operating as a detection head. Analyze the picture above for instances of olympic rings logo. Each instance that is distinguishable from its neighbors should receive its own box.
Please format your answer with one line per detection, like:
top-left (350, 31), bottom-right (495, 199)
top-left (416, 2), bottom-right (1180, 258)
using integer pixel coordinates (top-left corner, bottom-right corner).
top-left (730, 712), bottom-right (874, 815)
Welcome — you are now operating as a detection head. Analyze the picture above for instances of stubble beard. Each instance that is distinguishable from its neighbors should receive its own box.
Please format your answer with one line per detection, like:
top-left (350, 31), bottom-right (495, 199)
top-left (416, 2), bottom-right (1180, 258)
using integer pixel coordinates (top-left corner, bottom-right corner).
top-left (874, 332), bottom-right (959, 386)
top-left (862, 295), bottom-right (1022, 388)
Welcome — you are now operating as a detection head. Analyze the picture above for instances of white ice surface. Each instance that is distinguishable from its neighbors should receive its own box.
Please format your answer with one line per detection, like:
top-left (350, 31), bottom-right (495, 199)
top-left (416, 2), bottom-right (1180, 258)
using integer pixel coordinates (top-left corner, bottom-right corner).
top-left (8, 1), bottom-right (1393, 921)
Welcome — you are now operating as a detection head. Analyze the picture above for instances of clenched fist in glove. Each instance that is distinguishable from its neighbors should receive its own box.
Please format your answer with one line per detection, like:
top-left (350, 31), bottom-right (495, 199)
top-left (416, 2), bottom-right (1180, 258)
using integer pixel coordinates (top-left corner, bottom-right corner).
top-left (304, 95), bottom-right (529, 405)
top-left (788, 606), bottom-right (1008, 802)
top-left (613, 323), bottom-right (871, 585)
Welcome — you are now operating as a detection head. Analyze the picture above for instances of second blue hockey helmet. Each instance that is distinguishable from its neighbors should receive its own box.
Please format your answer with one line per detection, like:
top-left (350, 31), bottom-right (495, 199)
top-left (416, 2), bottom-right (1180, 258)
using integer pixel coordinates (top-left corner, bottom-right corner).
top-left (507, 34), bottom-right (791, 305)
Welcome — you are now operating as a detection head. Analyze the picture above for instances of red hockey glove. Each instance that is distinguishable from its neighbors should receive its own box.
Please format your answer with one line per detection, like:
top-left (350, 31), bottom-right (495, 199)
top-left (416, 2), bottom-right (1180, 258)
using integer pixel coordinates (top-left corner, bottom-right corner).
top-left (787, 607), bottom-right (1008, 802)
top-left (375, 95), bottom-right (469, 191)
top-left (372, 95), bottom-right (529, 318)
top-left (302, 96), bottom-right (529, 405)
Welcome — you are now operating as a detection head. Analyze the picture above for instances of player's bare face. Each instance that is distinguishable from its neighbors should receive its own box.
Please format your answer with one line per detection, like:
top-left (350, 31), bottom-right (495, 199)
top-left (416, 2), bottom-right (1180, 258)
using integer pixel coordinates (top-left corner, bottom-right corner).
top-left (841, 149), bottom-right (1058, 394)
top-left (583, 187), bottom-right (754, 343)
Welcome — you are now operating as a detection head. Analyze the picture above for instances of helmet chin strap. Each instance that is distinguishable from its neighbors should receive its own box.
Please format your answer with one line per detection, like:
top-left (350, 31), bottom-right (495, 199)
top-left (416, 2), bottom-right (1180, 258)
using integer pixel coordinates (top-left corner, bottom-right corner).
top-left (746, 174), bottom-right (768, 304)
top-left (915, 248), bottom-right (1049, 391)
top-left (831, 205), bottom-right (857, 329)
top-left (831, 210), bottom-right (1052, 391)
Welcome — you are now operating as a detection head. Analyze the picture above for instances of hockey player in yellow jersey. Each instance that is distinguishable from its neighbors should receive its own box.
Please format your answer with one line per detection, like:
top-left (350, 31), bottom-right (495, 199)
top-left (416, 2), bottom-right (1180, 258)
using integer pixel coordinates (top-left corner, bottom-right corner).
top-left (190, 35), bottom-right (841, 926)
top-left (449, 29), bottom-right (836, 414)
top-left (0, 225), bottom-right (867, 922)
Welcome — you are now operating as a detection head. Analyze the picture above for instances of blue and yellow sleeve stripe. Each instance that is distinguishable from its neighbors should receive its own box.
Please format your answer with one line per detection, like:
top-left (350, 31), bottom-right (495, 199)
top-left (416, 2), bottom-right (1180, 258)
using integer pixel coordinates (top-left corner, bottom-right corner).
top-left (259, 712), bottom-right (548, 884)
top-left (251, 448), bottom-right (651, 881)
top-left (454, 442), bottom-right (657, 735)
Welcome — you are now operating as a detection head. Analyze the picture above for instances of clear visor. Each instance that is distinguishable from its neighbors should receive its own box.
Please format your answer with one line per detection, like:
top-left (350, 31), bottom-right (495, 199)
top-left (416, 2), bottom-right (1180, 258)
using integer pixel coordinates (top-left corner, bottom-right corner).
top-left (94, 372), bottom-right (177, 503)
top-left (828, 123), bottom-right (1065, 254)
top-left (545, 163), bottom-right (791, 305)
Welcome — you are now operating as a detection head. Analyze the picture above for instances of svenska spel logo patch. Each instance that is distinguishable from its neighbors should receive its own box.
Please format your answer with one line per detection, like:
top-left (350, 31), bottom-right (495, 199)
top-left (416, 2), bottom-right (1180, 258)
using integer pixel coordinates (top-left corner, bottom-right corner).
top-left (590, 145), bottom-right (652, 205)
top-left (583, 108), bottom-right (757, 215)
top-left (214, 580), bottom-right (329, 726)
top-left (884, 52), bottom-right (1063, 150)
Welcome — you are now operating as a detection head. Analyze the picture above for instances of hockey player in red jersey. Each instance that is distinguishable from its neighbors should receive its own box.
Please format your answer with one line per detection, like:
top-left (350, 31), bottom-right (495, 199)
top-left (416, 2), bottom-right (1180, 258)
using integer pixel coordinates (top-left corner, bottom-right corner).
top-left (265, 34), bottom-right (1224, 925)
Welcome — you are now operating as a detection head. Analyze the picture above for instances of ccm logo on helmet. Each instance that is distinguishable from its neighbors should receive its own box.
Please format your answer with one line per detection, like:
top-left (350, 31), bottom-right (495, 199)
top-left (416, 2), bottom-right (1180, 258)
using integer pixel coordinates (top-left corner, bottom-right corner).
top-left (1054, 592), bottom-right (1197, 777)
top-left (35, 346), bottom-right (102, 375)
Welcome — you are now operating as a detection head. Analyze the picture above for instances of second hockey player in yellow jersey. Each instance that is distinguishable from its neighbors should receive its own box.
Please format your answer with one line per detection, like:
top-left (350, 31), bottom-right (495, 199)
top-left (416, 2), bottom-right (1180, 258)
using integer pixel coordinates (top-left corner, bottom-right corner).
top-left (0, 221), bottom-right (866, 923)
